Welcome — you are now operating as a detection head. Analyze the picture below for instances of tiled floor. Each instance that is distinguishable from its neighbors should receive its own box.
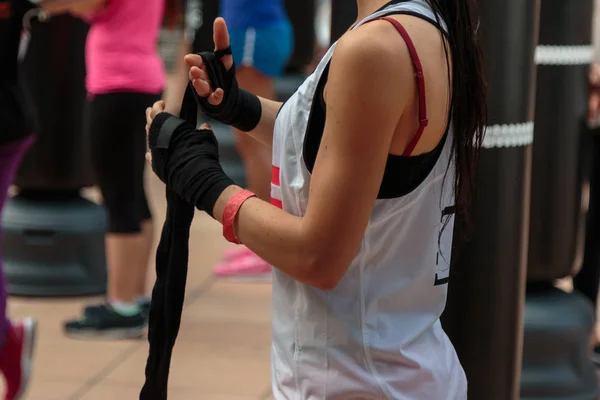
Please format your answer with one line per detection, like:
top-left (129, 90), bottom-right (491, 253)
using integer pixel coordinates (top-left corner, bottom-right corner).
top-left (5, 157), bottom-right (600, 400)
top-left (5, 170), bottom-right (274, 400)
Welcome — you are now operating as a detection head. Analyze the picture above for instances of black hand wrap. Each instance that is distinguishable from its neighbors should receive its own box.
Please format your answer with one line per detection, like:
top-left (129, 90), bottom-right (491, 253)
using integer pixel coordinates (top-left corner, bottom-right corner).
top-left (192, 47), bottom-right (262, 132)
top-left (141, 80), bottom-right (234, 400)
top-left (147, 112), bottom-right (234, 217)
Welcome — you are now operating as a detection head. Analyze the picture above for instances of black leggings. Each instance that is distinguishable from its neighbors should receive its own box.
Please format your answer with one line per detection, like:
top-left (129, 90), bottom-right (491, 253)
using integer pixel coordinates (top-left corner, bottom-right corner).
top-left (86, 91), bottom-right (161, 233)
top-left (574, 134), bottom-right (600, 309)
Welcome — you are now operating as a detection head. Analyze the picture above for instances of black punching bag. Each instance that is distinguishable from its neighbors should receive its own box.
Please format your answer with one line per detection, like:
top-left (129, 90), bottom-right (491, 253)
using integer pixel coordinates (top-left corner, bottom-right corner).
top-left (520, 0), bottom-right (598, 398)
top-left (440, 0), bottom-right (539, 399)
top-left (2, 15), bottom-right (107, 296)
top-left (188, 0), bottom-right (219, 53)
top-left (15, 16), bottom-right (91, 190)
top-left (284, 0), bottom-right (315, 73)
top-left (330, 0), bottom-right (357, 44)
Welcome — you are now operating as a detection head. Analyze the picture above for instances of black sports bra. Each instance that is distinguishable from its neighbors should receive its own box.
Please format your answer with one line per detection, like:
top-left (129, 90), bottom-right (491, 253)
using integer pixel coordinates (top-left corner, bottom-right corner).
top-left (302, 14), bottom-right (449, 199)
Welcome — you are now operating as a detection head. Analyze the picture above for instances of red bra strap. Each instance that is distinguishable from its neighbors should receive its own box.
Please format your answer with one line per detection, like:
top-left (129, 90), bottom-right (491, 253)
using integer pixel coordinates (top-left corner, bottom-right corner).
top-left (370, 16), bottom-right (428, 156)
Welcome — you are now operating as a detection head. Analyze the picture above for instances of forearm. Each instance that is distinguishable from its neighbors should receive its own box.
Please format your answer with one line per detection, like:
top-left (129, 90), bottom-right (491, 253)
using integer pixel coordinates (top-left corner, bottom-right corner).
top-left (213, 186), bottom-right (324, 287)
top-left (164, 37), bottom-right (192, 116)
top-left (244, 97), bottom-right (282, 149)
top-left (40, 0), bottom-right (103, 15)
top-left (148, 112), bottom-right (341, 290)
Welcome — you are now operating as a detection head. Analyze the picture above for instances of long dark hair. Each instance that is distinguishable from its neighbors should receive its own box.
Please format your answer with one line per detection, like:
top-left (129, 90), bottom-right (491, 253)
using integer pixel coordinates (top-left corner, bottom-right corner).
top-left (429, 0), bottom-right (487, 237)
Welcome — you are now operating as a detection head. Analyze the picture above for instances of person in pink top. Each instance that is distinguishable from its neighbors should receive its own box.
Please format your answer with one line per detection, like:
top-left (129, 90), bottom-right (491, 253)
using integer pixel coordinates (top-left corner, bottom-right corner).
top-left (40, 0), bottom-right (180, 339)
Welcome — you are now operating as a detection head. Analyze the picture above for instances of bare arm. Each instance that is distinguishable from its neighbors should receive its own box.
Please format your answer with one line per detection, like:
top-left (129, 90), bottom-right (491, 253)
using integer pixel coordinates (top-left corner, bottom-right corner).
top-left (164, 36), bottom-right (193, 116)
top-left (210, 25), bottom-right (413, 290)
top-left (39, 0), bottom-right (104, 16)
top-left (245, 97), bottom-right (282, 148)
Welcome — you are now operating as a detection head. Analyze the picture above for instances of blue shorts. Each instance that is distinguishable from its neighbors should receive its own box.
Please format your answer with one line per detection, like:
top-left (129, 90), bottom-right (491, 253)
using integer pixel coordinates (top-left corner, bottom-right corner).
top-left (228, 20), bottom-right (294, 78)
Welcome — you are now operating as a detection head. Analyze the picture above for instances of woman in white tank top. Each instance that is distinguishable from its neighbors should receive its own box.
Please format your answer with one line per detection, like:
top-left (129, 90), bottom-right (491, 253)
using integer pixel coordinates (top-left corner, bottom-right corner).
top-left (143, 0), bottom-right (487, 398)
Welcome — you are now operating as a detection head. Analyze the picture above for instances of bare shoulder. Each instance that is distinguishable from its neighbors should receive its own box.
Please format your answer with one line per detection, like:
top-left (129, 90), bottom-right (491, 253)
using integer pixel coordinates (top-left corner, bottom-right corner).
top-left (332, 20), bottom-right (413, 75)
top-left (328, 20), bottom-right (416, 102)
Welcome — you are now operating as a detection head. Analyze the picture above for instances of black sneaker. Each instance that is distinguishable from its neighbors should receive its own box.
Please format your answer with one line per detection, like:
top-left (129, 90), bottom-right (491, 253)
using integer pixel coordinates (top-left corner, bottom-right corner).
top-left (84, 298), bottom-right (151, 319)
top-left (138, 298), bottom-right (151, 319)
top-left (64, 304), bottom-right (146, 339)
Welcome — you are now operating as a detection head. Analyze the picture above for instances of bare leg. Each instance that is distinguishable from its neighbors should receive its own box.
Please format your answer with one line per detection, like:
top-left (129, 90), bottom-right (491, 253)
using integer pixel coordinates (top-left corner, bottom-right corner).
top-left (64, 92), bottom-right (155, 339)
top-left (106, 233), bottom-right (147, 303)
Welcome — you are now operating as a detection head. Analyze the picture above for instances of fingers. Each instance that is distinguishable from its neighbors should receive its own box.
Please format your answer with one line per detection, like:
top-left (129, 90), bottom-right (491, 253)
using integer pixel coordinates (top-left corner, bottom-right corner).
top-left (189, 66), bottom-right (212, 96)
top-left (189, 65), bottom-right (208, 81)
top-left (145, 123), bottom-right (213, 166)
top-left (183, 18), bottom-right (232, 105)
top-left (213, 18), bottom-right (230, 50)
top-left (187, 59), bottom-right (223, 105)
top-left (145, 100), bottom-right (166, 134)
top-left (145, 107), bottom-right (153, 134)
top-left (186, 57), bottom-right (214, 98)
top-left (190, 70), bottom-right (224, 106)
top-left (152, 100), bottom-right (165, 115)
top-left (207, 88), bottom-right (223, 106)
top-left (184, 54), bottom-right (204, 70)
top-left (213, 18), bottom-right (234, 71)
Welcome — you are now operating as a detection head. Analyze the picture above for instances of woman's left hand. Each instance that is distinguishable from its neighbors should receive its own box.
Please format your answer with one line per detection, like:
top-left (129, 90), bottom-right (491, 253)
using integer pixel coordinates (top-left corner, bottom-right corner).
top-left (146, 100), bottom-right (166, 135)
top-left (145, 100), bottom-right (213, 164)
top-left (144, 101), bottom-right (232, 217)
top-left (145, 100), bottom-right (167, 163)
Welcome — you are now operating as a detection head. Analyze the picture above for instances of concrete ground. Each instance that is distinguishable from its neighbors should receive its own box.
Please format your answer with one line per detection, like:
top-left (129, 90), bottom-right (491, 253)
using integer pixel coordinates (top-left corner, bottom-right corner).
top-left (4, 168), bottom-right (274, 400)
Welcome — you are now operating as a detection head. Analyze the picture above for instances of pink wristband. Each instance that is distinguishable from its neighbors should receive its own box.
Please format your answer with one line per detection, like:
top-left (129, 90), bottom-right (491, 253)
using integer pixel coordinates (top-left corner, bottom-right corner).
top-left (222, 189), bottom-right (256, 244)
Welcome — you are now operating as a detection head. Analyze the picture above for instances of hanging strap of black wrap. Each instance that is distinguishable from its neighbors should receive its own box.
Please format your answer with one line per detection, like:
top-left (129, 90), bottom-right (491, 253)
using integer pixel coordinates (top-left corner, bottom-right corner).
top-left (140, 80), bottom-right (198, 400)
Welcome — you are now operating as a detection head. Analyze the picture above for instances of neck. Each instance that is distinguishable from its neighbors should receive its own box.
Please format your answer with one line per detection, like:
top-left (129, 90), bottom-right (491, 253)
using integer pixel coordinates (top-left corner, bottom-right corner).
top-left (356, 0), bottom-right (391, 21)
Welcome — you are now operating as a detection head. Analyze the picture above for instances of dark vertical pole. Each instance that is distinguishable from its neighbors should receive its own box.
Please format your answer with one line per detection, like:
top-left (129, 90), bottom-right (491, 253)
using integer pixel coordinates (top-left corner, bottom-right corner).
top-left (3, 15), bottom-right (107, 296)
top-left (527, 0), bottom-right (594, 282)
top-left (284, 0), bottom-right (315, 73)
top-left (188, 0), bottom-right (220, 53)
top-left (16, 15), bottom-right (91, 190)
top-left (520, 1), bottom-right (598, 398)
top-left (440, 1), bottom-right (540, 399)
top-left (330, 0), bottom-right (357, 44)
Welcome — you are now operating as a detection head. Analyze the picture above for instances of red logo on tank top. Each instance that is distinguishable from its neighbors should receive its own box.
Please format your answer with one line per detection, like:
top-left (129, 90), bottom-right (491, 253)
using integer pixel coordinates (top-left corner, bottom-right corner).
top-left (270, 165), bottom-right (283, 209)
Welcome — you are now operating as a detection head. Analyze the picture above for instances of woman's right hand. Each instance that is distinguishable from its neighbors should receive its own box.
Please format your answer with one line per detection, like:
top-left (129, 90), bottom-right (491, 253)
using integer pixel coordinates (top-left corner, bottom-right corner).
top-left (181, 17), bottom-right (262, 133)
top-left (184, 17), bottom-right (234, 106)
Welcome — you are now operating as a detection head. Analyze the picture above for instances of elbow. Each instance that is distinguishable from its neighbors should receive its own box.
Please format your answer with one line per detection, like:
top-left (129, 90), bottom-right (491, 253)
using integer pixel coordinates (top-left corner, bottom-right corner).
top-left (299, 249), bottom-right (350, 291)
top-left (312, 276), bottom-right (341, 291)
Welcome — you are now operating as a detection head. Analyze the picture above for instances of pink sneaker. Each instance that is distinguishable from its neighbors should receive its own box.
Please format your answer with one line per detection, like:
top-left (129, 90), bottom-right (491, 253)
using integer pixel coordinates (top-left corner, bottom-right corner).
top-left (222, 246), bottom-right (255, 263)
top-left (0, 318), bottom-right (37, 400)
top-left (213, 251), bottom-right (272, 281)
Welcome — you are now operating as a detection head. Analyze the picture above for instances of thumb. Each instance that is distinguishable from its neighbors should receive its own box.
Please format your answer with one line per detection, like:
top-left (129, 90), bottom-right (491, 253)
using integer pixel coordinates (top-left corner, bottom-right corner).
top-left (213, 17), bottom-right (234, 71)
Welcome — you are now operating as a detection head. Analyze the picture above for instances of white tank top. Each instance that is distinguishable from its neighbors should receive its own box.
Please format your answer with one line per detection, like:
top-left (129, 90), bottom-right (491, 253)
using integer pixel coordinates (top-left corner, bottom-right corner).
top-left (269, 1), bottom-right (467, 398)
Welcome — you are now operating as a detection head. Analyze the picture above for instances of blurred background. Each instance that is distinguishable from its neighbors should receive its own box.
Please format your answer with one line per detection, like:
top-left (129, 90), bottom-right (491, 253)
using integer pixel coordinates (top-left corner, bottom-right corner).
top-left (2, 0), bottom-right (600, 399)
